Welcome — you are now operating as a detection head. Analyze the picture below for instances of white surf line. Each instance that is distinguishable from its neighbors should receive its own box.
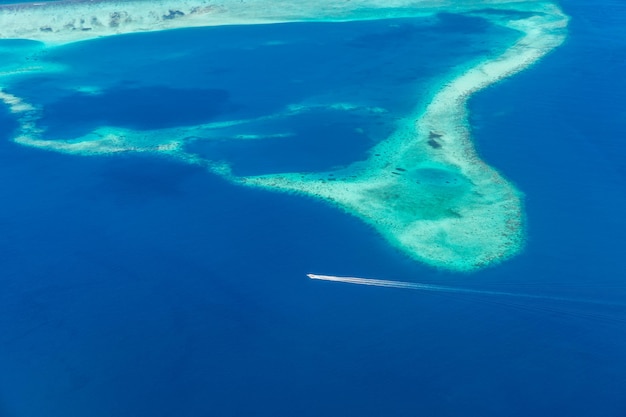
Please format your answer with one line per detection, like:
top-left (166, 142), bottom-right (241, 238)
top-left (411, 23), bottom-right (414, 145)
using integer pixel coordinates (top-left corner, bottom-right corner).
top-left (307, 274), bottom-right (626, 307)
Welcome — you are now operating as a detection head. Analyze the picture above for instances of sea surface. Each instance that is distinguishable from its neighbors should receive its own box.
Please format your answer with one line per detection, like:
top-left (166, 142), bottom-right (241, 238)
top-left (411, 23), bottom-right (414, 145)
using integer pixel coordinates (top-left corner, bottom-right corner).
top-left (1, 1), bottom-right (625, 416)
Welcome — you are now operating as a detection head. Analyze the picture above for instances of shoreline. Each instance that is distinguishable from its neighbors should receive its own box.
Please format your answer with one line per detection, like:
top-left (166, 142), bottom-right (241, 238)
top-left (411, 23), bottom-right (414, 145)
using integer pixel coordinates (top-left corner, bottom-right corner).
top-left (0, 0), bottom-right (569, 271)
top-left (0, 0), bottom-right (553, 45)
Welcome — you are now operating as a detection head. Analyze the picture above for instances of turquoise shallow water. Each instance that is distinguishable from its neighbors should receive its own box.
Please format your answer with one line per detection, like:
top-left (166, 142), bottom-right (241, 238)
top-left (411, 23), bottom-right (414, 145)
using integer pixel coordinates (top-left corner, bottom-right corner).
top-left (5, 14), bottom-right (516, 173)
top-left (0, 2), bottom-right (625, 416)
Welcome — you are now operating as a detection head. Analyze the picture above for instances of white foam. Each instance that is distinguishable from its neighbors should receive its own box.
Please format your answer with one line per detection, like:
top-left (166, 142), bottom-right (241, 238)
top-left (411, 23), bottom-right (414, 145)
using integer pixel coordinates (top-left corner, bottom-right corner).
top-left (308, 273), bottom-right (626, 307)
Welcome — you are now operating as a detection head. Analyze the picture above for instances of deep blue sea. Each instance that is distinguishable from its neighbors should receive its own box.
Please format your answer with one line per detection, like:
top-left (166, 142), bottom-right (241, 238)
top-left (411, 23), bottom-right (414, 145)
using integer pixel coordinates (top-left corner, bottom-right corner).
top-left (1, 1), bottom-right (625, 416)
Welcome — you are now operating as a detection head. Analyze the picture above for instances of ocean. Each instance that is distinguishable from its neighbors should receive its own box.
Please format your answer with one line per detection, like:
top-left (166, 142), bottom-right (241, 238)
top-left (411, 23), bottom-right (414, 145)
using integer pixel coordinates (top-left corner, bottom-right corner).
top-left (0, 1), bottom-right (625, 416)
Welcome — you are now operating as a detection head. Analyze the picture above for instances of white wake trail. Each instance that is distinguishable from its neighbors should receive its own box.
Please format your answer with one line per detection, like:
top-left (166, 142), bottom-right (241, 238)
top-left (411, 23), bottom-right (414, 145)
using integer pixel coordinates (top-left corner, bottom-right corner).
top-left (307, 274), bottom-right (625, 307)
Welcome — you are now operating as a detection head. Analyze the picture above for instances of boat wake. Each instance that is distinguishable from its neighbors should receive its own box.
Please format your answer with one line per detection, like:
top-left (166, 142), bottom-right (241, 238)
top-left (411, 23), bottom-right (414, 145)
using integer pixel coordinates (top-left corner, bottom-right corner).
top-left (307, 273), bottom-right (626, 309)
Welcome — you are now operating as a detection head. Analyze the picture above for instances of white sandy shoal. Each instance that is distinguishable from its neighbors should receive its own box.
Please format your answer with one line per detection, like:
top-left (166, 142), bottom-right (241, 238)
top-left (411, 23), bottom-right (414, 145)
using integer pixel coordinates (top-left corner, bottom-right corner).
top-left (417, 6), bottom-right (568, 168)
top-left (0, 0), bottom-right (569, 271)
top-left (0, 0), bottom-right (554, 45)
top-left (5, 101), bottom-right (371, 156)
top-left (234, 4), bottom-right (569, 271)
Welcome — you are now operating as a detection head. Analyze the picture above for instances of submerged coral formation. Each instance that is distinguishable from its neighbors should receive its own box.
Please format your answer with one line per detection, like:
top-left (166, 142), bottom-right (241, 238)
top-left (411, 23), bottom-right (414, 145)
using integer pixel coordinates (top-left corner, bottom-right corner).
top-left (0, 0), bottom-right (568, 271)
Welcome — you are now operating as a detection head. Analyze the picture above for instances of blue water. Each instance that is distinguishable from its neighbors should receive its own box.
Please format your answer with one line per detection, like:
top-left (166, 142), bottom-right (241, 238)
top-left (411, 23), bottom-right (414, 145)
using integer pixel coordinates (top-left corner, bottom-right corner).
top-left (1, 2), bottom-right (625, 417)
top-left (8, 15), bottom-right (512, 174)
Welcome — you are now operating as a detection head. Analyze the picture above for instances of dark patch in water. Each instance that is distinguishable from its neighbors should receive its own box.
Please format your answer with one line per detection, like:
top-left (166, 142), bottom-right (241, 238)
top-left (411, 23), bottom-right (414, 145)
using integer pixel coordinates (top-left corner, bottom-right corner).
top-left (447, 209), bottom-right (463, 218)
top-left (409, 168), bottom-right (469, 187)
top-left (427, 139), bottom-right (442, 149)
top-left (163, 10), bottom-right (185, 20)
top-left (39, 85), bottom-right (236, 138)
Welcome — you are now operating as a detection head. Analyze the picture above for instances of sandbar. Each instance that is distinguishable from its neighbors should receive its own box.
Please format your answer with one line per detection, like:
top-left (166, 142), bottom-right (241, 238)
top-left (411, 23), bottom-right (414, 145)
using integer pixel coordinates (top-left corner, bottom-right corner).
top-left (0, 0), bottom-right (569, 271)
